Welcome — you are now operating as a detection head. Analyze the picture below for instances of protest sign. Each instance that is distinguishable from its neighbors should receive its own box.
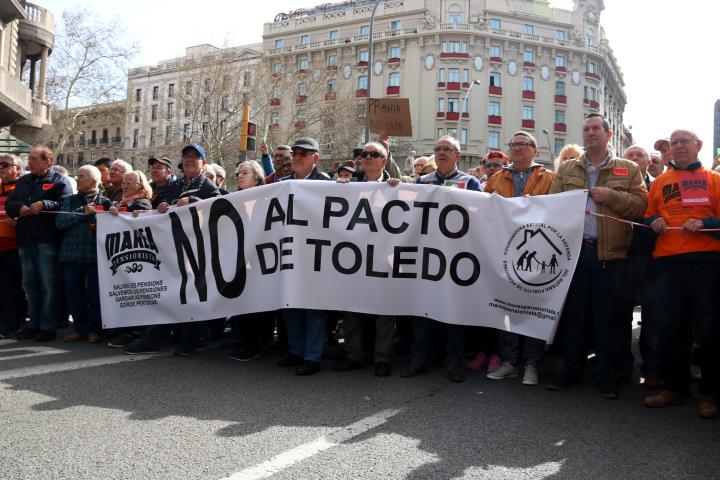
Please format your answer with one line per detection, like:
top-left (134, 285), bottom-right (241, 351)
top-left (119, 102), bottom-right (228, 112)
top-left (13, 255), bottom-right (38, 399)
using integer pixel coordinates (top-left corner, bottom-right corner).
top-left (367, 98), bottom-right (412, 137)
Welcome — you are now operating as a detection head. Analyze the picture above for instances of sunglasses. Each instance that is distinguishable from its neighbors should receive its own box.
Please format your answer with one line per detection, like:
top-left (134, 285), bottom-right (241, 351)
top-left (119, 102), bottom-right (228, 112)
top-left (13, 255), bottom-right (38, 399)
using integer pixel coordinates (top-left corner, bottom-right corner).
top-left (485, 163), bottom-right (503, 169)
top-left (360, 151), bottom-right (384, 158)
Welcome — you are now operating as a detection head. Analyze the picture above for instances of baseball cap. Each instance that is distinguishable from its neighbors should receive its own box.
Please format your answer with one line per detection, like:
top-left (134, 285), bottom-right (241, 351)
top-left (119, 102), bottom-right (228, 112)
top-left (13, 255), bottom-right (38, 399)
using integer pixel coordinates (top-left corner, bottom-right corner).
top-left (181, 143), bottom-right (206, 160)
top-left (148, 156), bottom-right (173, 168)
top-left (337, 160), bottom-right (356, 174)
top-left (653, 138), bottom-right (670, 151)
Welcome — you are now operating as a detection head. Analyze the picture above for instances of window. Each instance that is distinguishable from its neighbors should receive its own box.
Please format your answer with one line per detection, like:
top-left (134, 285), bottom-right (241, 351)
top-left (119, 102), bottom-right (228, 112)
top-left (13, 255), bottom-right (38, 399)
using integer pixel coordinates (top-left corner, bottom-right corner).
top-left (388, 72), bottom-right (400, 87)
top-left (135, 89), bottom-right (142, 102)
top-left (523, 24), bottom-right (534, 35)
top-left (587, 61), bottom-right (597, 74)
top-left (523, 76), bottom-right (534, 91)
top-left (490, 18), bottom-right (501, 30)
top-left (151, 104), bottom-right (158, 121)
top-left (438, 68), bottom-right (446, 82)
top-left (587, 36), bottom-right (594, 47)
top-left (270, 112), bottom-right (280, 124)
top-left (447, 128), bottom-right (457, 138)
top-left (358, 50), bottom-right (369, 62)
top-left (357, 76), bottom-right (368, 90)
top-left (490, 45), bottom-right (501, 58)
top-left (463, 69), bottom-right (470, 83)
top-left (298, 83), bottom-right (307, 96)
top-left (152, 86), bottom-right (159, 100)
top-left (554, 138), bottom-right (565, 155)
top-left (460, 129), bottom-right (468, 145)
top-left (556, 30), bottom-right (566, 42)
top-left (522, 106), bottom-right (534, 120)
top-left (490, 71), bottom-right (502, 87)
top-left (448, 68), bottom-right (460, 82)
top-left (77, 152), bottom-right (84, 163)
top-left (442, 41), bottom-right (468, 53)
top-left (327, 54), bottom-right (337, 67)
top-left (184, 103), bottom-right (192, 117)
top-left (437, 128), bottom-right (444, 139)
top-left (360, 25), bottom-right (370, 36)
top-left (488, 101), bottom-right (500, 116)
top-left (448, 14), bottom-right (462, 24)
top-left (202, 122), bottom-right (209, 136)
top-left (150, 127), bottom-right (156, 146)
top-left (166, 102), bottom-right (174, 118)
top-left (185, 81), bottom-right (192, 94)
top-left (447, 98), bottom-right (459, 113)
top-left (300, 35), bottom-right (310, 45)
top-left (555, 81), bottom-right (566, 96)
top-left (298, 58), bottom-right (309, 70)
top-left (273, 62), bottom-right (282, 74)
top-left (523, 50), bottom-right (535, 64)
top-left (585, 86), bottom-right (598, 101)
top-left (102, 129), bottom-right (108, 141)
top-left (356, 103), bottom-right (366, 116)
top-left (389, 46), bottom-right (401, 59)
top-left (438, 98), bottom-right (445, 112)
top-left (272, 86), bottom-right (281, 99)
top-left (165, 126), bottom-right (173, 144)
top-left (91, 130), bottom-right (96, 141)
top-left (555, 110), bottom-right (565, 123)
top-left (183, 124), bottom-right (190, 141)
top-left (329, 30), bottom-right (339, 41)
top-left (390, 20), bottom-right (401, 31)
top-left (327, 79), bottom-right (337, 93)
top-left (116, 127), bottom-right (121, 139)
top-left (168, 83), bottom-right (175, 97)
top-left (461, 98), bottom-right (469, 113)
top-left (204, 78), bottom-right (212, 91)
top-left (243, 72), bottom-right (251, 87)
top-left (488, 131), bottom-right (500, 149)
top-left (132, 129), bottom-right (139, 148)
top-left (555, 55), bottom-right (566, 68)
top-left (222, 95), bottom-right (230, 111)
top-left (274, 39), bottom-right (284, 49)
top-left (203, 98), bottom-right (209, 115)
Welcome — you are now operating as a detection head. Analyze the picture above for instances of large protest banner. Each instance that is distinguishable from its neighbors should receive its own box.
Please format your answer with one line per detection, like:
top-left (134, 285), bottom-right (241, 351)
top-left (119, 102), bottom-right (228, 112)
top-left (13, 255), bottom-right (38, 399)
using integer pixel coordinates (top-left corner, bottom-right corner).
top-left (96, 182), bottom-right (586, 341)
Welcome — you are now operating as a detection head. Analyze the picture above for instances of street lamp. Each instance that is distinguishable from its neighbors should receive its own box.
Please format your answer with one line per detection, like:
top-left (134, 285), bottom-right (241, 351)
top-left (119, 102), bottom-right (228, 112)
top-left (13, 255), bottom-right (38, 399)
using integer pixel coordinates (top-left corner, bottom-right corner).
top-left (541, 128), bottom-right (553, 164)
top-left (364, 0), bottom-right (383, 143)
top-left (458, 79), bottom-right (482, 141)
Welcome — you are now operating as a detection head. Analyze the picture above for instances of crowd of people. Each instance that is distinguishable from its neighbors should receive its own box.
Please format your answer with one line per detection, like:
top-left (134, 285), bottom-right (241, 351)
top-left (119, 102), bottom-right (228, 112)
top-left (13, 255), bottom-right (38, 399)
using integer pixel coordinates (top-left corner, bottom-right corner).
top-left (0, 113), bottom-right (719, 419)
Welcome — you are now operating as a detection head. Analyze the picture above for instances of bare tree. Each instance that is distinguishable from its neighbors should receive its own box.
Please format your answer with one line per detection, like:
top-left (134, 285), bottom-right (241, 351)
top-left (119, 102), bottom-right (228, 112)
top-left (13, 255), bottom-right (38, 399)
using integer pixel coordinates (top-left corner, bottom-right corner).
top-left (46, 8), bottom-right (138, 156)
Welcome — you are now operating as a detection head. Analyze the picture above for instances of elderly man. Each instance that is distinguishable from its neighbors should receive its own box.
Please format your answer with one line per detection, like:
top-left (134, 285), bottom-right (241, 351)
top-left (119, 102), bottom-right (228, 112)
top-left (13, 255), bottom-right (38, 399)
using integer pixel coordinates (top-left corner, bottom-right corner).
top-left (648, 153), bottom-right (665, 179)
top-left (260, 141), bottom-right (292, 184)
top-left (333, 142), bottom-right (395, 377)
top-left (6, 146), bottom-right (72, 341)
top-left (0, 154), bottom-right (27, 338)
top-left (148, 156), bottom-right (175, 208)
top-left (654, 138), bottom-right (673, 166)
top-left (546, 114), bottom-right (647, 399)
top-left (278, 137), bottom-right (331, 375)
top-left (105, 159), bottom-right (132, 202)
top-left (643, 130), bottom-right (720, 418)
top-left (483, 131), bottom-right (554, 386)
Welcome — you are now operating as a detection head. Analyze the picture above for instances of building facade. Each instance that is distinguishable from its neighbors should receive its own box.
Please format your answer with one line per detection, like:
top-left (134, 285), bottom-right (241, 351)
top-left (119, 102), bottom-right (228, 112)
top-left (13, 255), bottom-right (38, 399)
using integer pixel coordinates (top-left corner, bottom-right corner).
top-left (261, 0), bottom-right (626, 170)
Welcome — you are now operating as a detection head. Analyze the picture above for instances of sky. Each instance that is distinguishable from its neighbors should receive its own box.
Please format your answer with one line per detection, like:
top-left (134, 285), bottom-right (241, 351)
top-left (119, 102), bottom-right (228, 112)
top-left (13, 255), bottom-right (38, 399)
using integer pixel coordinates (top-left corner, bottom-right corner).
top-left (41, 0), bottom-right (720, 162)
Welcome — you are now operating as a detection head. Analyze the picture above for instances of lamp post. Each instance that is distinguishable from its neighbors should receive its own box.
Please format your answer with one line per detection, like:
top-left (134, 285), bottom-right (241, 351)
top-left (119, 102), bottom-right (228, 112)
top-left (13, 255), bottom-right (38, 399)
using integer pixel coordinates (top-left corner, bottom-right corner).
top-left (364, 0), bottom-right (383, 143)
top-left (541, 128), bottom-right (552, 164)
top-left (458, 79), bottom-right (481, 139)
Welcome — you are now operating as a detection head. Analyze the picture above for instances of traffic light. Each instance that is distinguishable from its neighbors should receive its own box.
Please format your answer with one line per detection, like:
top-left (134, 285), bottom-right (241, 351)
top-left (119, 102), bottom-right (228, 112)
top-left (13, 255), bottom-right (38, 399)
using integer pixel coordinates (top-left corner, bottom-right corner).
top-left (240, 105), bottom-right (257, 152)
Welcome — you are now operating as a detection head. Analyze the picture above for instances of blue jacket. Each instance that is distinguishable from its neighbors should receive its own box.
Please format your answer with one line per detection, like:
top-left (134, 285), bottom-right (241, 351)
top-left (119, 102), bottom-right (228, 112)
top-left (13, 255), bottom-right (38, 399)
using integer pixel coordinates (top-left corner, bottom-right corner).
top-left (5, 170), bottom-right (73, 245)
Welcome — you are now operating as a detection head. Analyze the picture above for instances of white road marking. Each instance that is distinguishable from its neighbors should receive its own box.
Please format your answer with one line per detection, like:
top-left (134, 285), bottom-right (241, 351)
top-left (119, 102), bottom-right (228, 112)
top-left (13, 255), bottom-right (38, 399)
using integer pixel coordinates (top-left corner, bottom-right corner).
top-left (0, 346), bottom-right (68, 362)
top-left (0, 339), bottom-right (18, 346)
top-left (0, 353), bottom-right (162, 381)
top-left (220, 408), bottom-right (403, 480)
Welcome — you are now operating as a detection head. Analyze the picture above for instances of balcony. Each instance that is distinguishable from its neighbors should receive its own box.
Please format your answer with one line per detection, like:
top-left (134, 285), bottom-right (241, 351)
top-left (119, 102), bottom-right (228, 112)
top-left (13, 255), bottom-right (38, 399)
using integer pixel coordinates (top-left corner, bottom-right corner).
top-left (294, 122), bottom-right (306, 129)
top-left (0, 69), bottom-right (32, 125)
top-left (522, 90), bottom-right (536, 100)
top-left (18, 3), bottom-right (55, 57)
top-left (488, 115), bottom-right (502, 125)
top-left (554, 123), bottom-right (567, 133)
top-left (523, 61), bottom-right (536, 70)
top-left (355, 89), bottom-right (368, 98)
top-left (296, 69), bottom-right (308, 75)
top-left (324, 92), bottom-right (336, 101)
top-left (555, 66), bottom-right (567, 74)
top-left (388, 57), bottom-right (401, 64)
top-left (461, 82), bottom-right (471, 89)
top-left (87, 138), bottom-right (97, 146)
top-left (589, 100), bottom-right (600, 109)
top-left (461, 112), bottom-right (469, 119)
top-left (357, 61), bottom-right (368, 68)
top-left (386, 86), bottom-right (400, 95)
top-left (522, 119), bottom-right (535, 129)
top-left (585, 72), bottom-right (601, 81)
top-left (326, 65), bottom-right (337, 72)
top-left (99, 137), bottom-right (109, 144)
top-left (554, 95), bottom-right (567, 104)
top-left (489, 56), bottom-right (503, 64)
top-left (270, 98), bottom-right (281, 106)
top-left (112, 136), bottom-right (122, 144)
top-left (446, 82), bottom-right (461, 91)
top-left (446, 112), bottom-right (460, 121)
top-left (440, 52), bottom-right (469, 59)
top-left (489, 86), bottom-right (502, 95)
top-left (436, 112), bottom-right (445, 119)
top-left (437, 82), bottom-right (446, 88)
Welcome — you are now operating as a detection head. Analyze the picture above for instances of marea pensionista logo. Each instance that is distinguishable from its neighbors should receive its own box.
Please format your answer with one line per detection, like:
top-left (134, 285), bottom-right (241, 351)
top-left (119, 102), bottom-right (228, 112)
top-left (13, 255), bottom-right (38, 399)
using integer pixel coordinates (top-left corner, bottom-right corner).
top-left (502, 223), bottom-right (572, 294)
top-left (104, 227), bottom-right (161, 275)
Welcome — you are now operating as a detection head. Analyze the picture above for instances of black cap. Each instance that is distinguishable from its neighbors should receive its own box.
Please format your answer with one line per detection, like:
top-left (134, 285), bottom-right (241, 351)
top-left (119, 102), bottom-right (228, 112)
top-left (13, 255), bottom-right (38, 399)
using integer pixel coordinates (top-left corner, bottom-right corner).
top-left (291, 137), bottom-right (320, 152)
top-left (353, 147), bottom-right (363, 158)
top-left (337, 161), bottom-right (356, 174)
top-left (148, 156), bottom-right (173, 168)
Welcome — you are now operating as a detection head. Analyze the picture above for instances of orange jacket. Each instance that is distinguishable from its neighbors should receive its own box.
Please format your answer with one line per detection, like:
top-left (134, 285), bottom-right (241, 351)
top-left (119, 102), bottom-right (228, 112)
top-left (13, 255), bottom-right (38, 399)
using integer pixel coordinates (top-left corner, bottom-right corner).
top-left (483, 164), bottom-right (555, 197)
top-left (644, 164), bottom-right (720, 258)
top-left (0, 181), bottom-right (17, 251)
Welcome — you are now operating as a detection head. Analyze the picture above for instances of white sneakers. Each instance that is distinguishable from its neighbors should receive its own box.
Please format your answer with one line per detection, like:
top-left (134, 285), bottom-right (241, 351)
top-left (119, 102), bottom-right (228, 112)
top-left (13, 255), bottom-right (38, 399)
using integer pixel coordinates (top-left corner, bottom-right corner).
top-left (486, 361), bottom-right (538, 386)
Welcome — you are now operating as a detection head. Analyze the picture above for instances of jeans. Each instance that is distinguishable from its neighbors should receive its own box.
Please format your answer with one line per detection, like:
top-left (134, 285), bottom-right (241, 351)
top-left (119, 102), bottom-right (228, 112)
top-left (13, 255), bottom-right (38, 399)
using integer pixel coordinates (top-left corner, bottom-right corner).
top-left (498, 331), bottom-right (544, 367)
top-left (342, 312), bottom-right (395, 363)
top-left (18, 243), bottom-right (61, 332)
top-left (410, 317), bottom-right (465, 365)
top-left (283, 309), bottom-right (327, 362)
top-left (62, 262), bottom-right (101, 334)
top-left (655, 257), bottom-right (720, 396)
top-left (561, 245), bottom-right (623, 386)
top-left (0, 248), bottom-right (26, 334)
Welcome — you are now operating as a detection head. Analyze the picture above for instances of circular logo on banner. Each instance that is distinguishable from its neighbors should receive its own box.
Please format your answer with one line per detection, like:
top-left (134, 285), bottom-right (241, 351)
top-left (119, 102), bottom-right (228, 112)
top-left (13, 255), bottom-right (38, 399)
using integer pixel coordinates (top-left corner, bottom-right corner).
top-left (502, 223), bottom-right (572, 294)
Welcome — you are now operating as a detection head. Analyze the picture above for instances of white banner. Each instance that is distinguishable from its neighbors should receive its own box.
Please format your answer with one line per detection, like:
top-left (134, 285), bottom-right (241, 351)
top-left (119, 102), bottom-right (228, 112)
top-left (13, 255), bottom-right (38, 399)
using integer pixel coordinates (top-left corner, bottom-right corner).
top-left (96, 182), bottom-right (586, 341)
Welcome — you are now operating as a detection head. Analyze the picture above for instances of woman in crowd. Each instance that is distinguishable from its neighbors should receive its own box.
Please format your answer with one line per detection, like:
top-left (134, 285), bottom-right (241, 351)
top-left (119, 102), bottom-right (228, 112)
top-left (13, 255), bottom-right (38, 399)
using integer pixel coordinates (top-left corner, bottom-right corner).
top-left (553, 144), bottom-right (584, 171)
top-left (109, 171), bottom-right (153, 216)
top-left (56, 165), bottom-right (113, 343)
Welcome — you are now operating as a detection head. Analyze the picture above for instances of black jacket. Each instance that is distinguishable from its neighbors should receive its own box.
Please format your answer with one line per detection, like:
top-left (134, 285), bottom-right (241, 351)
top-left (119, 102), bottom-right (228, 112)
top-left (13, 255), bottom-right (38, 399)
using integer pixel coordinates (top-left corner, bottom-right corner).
top-left (5, 170), bottom-right (73, 245)
top-left (280, 168), bottom-right (331, 181)
top-left (165, 174), bottom-right (220, 203)
top-left (150, 178), bottom-right (177, 208)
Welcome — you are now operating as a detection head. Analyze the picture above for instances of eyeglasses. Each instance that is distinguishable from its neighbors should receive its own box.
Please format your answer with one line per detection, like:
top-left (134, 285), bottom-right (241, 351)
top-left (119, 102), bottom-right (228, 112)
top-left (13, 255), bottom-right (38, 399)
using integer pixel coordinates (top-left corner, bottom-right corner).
top-left (360, 151), bottom-right (384, 158)
top-left (485, 163), bottom-right (503, 169)
top-left (669, 138), bottom-right (696, 148)
top-left (76, 174), bottom-right (92, 180)
top-left (433, 146), bottom-right (457, 153)
top-left (508, 142), bottom-right (535, 149)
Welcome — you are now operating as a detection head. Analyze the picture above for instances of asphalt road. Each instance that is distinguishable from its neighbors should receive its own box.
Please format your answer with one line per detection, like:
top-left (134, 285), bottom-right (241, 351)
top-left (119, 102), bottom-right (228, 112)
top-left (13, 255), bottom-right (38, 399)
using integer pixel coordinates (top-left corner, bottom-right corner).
top-left (0, 321), bottom-right (718, 480)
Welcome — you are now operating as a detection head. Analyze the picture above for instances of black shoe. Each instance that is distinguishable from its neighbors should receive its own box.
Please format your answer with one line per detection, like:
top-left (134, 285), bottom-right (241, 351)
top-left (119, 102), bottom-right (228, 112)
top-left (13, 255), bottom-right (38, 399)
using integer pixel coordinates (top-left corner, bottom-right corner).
top-left (295, 361), bottom-right (321, 376)
top-left (229, 346), bottom-right (260, 362)
top-left (278, 353), bottom-right (303, 367)
top-left (173, 343), bottom-right (196, 357)
top-left (34, 330), bottom-right (57, 342)
top-left (16, 327), bottom-right (39, 340)
top-left (107, 333), bottom-right (134, 348)
top-left (598, 381), bottom-right (619, 400)
top-left (374, 361), bottom-right (392, 377)
top-left (546, 372), bottom-right (579, 391)
top-left (125, 342), bottom-right (160, 355)
top-left (332, 358), bottom-right (365, 372)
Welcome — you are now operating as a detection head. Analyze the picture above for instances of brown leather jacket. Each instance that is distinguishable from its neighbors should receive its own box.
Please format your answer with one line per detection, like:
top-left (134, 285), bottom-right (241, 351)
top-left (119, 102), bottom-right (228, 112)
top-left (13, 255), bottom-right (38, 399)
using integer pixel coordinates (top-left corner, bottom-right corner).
top-left (483, 164), bottom-right (554, 197)
top-left (549, 154), bottom-right (648, 261)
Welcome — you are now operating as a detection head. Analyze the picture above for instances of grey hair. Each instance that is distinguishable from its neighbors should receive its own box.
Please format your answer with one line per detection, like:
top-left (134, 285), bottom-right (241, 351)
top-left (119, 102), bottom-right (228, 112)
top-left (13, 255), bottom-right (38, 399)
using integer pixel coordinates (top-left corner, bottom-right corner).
top-left (0, 153), bottom-right (23, 168)
top-left (77, 164), bottom-right (101, 185)
top-left (363, 141), bottom-right (388, 158)
top-left (622, 145), bottom-right (649, 159)
top-left (213, 164), bottom-right (226, 179)
top-left (111, 159), bottom-right (133, 172)
top-left (437, 135), bottom-right (461, 151)
top-left (235, 160), bottom-right (265, 188)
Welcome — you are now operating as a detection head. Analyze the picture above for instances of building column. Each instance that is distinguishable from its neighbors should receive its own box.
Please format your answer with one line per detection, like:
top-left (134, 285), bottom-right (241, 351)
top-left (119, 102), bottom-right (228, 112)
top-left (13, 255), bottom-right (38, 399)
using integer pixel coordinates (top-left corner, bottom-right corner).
top-left (38, 48), bottom-right (48, 100)
top-left (28, 58), bottom-right (37, 96)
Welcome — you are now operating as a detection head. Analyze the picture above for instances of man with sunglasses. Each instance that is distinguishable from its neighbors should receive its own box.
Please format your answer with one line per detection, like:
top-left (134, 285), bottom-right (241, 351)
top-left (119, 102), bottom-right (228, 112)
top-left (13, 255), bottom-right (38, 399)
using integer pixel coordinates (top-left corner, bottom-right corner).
top-left (480, 151), bottom-right (509, 191)
top-left (333, 142), bottom-right (394, 377)
top-left (278, 137), bottom-right (331, 375)
top-left (0, 154), bottom-right (27, 338)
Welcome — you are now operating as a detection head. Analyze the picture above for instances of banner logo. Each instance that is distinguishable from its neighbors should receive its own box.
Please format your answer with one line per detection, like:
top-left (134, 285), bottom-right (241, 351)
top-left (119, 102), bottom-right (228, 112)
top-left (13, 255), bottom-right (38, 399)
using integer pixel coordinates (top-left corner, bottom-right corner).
top-left (503, 223), bottom-right (572, 294)
top-left (104, 227), bottom-right (161, 275)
